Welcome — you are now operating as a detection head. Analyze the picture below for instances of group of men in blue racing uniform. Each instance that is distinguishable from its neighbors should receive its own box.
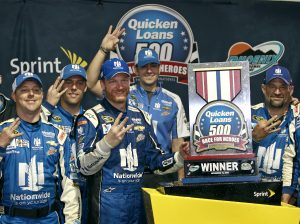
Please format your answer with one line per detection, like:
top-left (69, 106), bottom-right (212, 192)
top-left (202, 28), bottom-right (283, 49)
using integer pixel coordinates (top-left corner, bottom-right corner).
top-left (0, 25), bottom-right (299, 223)
top-left (0, 25), bottom-right (190, 224)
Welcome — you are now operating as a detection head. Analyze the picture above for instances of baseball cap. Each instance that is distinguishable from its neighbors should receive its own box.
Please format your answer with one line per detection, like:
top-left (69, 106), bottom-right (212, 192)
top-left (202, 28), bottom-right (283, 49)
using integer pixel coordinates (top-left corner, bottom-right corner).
top-left (264, 65), bottom-right (292, 85)
top-left (12, 73), bottom-right (43, 92)
top-left (101, 58), bottom-right (130, 80)
top-left (60, 64), bottom-right (87, 80)
top-left (135, 48), bottom-right (160, 67)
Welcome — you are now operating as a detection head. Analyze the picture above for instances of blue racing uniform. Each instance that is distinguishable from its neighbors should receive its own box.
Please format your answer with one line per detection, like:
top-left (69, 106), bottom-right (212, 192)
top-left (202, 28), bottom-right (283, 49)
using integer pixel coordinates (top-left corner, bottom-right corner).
top-left (43, 102), bottom-right (87, 224)
top-left (129, 84), bottom-right (189, 154)
top-left (293, 112), bottom-right (300, 206)
top-left (252, 103), bottom-right (298, 195)
top-left (0, 117), bottom-right (81, 223)
top-left (75, 98), bottom-right (184, 224)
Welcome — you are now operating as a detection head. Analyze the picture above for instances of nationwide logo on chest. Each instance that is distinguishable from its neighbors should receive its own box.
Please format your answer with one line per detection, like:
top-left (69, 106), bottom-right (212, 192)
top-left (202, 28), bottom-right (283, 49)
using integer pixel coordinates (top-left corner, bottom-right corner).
top-left (32, 138), bottom-right (43, 150)
top-left (154, 102), bottom-right (161, 110)
top-left (34, 138), bottom-right (41, 147)
top-left (119, 143), bottom-right (139, 172)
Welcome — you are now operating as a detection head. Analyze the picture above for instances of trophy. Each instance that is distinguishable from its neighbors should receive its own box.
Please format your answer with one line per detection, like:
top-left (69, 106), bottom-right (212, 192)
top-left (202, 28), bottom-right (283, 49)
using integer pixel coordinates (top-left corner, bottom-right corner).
top-left (183, 61), bottom-right (260, 184)
top-left (156, 61), bottom-right (282, 206)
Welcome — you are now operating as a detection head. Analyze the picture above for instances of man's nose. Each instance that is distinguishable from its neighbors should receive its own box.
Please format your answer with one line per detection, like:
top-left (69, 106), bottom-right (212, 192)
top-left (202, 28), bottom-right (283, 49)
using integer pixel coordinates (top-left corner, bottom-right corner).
top-left (274, 88), bottom-right (281, 94)
top-left (71, 83), bottom-right (77, 89)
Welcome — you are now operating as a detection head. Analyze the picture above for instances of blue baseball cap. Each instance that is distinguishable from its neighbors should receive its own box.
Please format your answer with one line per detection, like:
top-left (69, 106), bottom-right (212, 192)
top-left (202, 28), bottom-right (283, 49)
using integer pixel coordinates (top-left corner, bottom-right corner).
top-left (12, 73), bottom-right (43, 92)
top-left (264, 65), bottom-right (292, 85)
top-left (135, 48), bottom-right (160, 67)
top-left (60, 64), bottom-right (87, 80)
top-left (101, 58), bottom-right (130, 80)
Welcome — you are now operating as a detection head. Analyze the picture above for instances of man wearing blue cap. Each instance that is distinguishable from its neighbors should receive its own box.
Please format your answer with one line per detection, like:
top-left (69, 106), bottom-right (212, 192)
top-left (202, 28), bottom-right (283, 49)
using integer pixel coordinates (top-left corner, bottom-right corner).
top-left (86, 46), bottom-right (189, 187)
top-left (75, 58), bottom-right (189, 224)
top-left (131, 48), bottom-right (190, 186)
top-left (43, 64), bottom-right (88, 224)
top-left (251, 65), bottom-right (298, 204)
top-left (0, 73), bottom-right (81, 223)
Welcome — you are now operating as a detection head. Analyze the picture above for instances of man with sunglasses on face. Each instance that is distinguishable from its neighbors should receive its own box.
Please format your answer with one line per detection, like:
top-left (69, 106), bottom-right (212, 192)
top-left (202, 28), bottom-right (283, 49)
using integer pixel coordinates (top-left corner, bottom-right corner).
top-left (251, 65), bottom-right (298, 205)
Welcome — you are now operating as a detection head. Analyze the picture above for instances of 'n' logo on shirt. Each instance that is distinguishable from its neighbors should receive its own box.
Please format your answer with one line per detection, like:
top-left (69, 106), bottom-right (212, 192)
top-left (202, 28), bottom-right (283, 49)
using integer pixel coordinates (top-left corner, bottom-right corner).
top-left (120, 143), bottom-right (138, 172)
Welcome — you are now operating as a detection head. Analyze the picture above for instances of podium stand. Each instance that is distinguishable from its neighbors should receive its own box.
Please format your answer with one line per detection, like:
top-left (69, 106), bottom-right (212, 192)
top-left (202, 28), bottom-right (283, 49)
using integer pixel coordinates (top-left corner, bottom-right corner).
top-left (143, 188), bottom-right (300, 224)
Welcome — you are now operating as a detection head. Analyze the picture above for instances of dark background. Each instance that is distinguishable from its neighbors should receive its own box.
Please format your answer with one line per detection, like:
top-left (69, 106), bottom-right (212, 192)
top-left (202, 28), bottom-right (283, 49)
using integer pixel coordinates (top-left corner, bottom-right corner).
top-left (0, 0), bottom-right (299, 116)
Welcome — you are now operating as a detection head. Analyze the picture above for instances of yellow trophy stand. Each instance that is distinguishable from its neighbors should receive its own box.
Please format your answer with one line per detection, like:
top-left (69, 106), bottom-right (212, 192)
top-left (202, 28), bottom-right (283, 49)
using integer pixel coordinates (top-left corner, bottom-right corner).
top-left (143, 188), bottom-right (300, 224)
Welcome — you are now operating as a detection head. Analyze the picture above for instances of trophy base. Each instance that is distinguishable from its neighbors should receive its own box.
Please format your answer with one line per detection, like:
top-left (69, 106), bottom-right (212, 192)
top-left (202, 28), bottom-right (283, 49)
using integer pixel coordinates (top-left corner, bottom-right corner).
top-left (157, 180), bottom-right (282, 205)
top-left (182, 174), bottom-right (261, 184)
top-left (184, 154), bottom-right (258, 178)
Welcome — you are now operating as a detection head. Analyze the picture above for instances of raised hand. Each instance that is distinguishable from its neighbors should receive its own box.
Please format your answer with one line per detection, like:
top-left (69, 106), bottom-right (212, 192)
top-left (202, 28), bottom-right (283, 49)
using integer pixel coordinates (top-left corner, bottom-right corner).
top-left (104, 113), bottom-right (134, 148)
top-left (290, 96), bottom-right (299, 106)
top-left (252, 115), bottom-right (281, 142)
top-left (0, 118), bottom-right (23, 148)
top-left (100, 25), bottom-right (125, 52)
top-left (46, 76), bottom-right (67, 106)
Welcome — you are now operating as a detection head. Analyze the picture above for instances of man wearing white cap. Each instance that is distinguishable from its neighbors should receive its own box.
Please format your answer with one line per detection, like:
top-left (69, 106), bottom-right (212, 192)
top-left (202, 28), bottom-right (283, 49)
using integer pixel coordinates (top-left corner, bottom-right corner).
top-left (251, 65), bottom-right (298, 204)
top-left (75, 58), bottom-right (189, 224)
top-left (0, 73), bottom-right (81, 223)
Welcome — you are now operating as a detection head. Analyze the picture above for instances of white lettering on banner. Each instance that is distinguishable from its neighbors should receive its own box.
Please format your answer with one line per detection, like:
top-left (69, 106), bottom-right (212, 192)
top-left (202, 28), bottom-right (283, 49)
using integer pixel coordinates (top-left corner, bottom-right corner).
top-left (254, 191), bottom-right (269, 197)
top-left (201, 162), bottom-right (239, 172)
top-left (10, 57), bottom-right (62, 75)
top-left (128, 19), bottom-right (178, 30)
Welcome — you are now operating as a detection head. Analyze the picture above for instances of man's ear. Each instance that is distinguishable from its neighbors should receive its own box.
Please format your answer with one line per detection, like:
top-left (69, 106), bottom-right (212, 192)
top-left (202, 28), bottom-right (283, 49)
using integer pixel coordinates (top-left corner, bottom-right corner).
top-left (100, 80), bottom-right (105, 91)
top-left (289, 85), bottom-right (294, 96)
top-left (11, 92), bottom-right (16, 102)
top-left (133, 66), bottom-right (138, 75)
top-left (261, 84), bottom-right (266, 96)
